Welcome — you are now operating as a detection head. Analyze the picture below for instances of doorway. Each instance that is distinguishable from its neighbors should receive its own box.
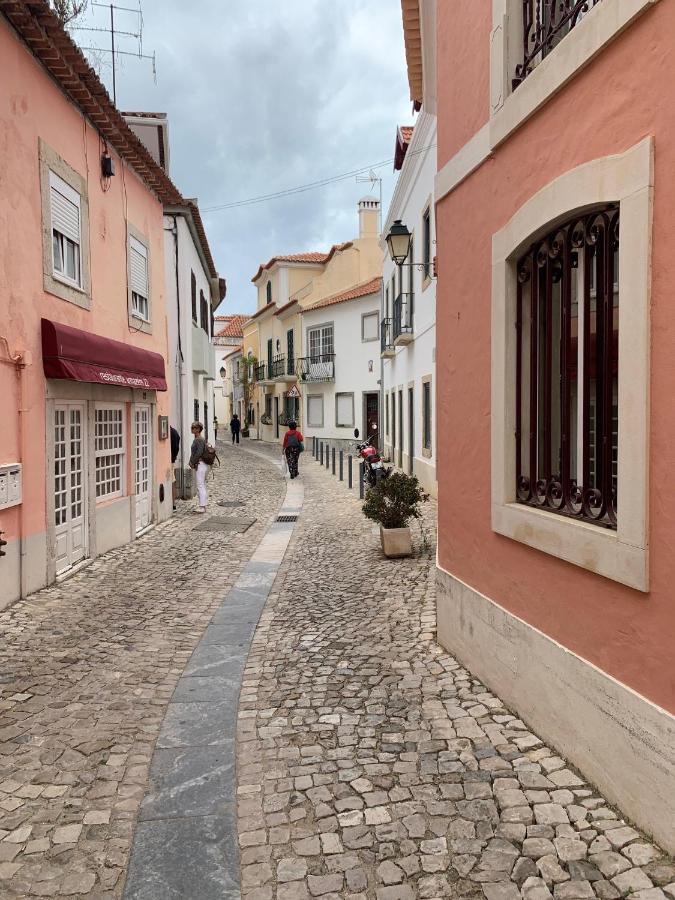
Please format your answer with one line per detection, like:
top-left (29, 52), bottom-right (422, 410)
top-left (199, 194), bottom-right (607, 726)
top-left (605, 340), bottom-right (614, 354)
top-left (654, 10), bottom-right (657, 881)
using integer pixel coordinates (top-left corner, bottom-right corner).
top-left (408, 387), bottom-right (414, 475)
top-left (274, 396), bottom-right (280, 439)
top-left (364, 392), bottom-right (379, 448)
top-left (398, 390), bottom-right (403, 468)
top-left (134, 405), bottom-right (152, 533)
top-left (53, 404), bottom-right (87, 574)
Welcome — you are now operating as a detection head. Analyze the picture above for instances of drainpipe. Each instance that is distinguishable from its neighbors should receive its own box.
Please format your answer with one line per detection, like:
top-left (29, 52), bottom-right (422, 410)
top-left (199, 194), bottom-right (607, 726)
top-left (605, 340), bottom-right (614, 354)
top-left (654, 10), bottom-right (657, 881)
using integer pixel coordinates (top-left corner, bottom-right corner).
top-left (0, 338), bottom-right (29, 598)
top-left (165, 216), bottom-right (187, 499)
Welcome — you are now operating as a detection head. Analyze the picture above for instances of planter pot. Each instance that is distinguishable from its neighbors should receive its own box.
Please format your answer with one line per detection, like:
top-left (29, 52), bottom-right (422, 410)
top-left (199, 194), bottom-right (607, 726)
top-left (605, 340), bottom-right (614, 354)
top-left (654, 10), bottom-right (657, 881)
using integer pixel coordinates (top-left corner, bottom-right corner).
top-left (380, 525), bottom-right (412, 558)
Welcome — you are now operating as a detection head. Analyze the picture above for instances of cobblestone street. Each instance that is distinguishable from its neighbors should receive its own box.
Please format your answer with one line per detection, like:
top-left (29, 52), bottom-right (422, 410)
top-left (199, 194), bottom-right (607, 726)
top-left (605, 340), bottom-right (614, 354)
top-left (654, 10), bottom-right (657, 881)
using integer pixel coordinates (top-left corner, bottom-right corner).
top-left (0, 442), bottom-right (672, 899)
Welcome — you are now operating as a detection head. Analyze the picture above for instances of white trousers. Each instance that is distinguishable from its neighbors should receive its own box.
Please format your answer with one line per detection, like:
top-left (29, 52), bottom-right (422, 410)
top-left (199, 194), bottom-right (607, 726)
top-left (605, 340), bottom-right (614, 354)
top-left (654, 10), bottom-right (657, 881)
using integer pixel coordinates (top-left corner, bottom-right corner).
top-left (196, 461), bottom-right (208, 508)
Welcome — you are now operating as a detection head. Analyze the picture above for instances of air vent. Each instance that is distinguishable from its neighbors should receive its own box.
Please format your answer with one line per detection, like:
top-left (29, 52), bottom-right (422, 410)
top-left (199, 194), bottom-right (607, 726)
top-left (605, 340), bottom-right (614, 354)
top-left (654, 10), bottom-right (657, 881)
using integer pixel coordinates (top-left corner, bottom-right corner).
top-left (276, 515), bottom-right (298, 523)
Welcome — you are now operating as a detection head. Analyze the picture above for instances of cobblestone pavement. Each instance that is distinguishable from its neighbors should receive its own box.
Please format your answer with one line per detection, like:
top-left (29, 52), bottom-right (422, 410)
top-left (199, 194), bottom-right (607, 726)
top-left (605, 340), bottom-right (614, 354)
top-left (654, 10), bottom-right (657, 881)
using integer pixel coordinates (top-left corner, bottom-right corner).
top-left (237, 447), bottom-right (674, 900)
top-left (0, 443), bottom-right (285, 899)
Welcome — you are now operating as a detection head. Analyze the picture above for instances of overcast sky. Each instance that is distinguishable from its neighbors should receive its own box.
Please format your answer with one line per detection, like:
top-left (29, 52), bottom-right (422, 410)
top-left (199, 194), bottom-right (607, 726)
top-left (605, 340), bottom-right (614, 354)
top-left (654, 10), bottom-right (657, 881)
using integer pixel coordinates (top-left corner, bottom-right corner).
top-left (76, 0), bottom-right (413, 315)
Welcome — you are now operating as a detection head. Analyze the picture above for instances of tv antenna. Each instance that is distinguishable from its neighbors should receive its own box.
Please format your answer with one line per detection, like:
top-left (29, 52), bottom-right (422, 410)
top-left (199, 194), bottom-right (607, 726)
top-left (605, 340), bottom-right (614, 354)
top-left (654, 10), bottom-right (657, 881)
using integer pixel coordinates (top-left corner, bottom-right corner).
top-left (71, 1), bottom-right (156, 105)
top-left (356, 169), bottom-right (383, 233)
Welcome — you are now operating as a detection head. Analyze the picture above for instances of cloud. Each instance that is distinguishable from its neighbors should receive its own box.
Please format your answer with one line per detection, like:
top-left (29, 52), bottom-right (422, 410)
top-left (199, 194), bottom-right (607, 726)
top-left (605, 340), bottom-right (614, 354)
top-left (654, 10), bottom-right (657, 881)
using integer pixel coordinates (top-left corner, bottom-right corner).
top-left (79, 0), bottom-right (413, 314)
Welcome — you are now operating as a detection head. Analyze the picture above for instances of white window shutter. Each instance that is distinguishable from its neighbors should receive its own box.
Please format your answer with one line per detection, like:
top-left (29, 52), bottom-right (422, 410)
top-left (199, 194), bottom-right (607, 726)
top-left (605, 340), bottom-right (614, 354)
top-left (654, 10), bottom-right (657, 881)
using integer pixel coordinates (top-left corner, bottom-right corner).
top-left (129, 237), bottom-right (148, 297)
top-left (336, 393), bottom-right (353, 426)
top-left (50, 172), bottom-right (80, 244)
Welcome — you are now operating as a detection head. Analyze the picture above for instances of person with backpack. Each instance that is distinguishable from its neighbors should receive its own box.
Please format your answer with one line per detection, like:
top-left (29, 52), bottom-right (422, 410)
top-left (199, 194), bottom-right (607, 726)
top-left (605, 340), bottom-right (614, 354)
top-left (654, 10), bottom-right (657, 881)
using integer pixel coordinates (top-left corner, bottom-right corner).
top-left (230, 413), bottom-right (241, 444)
top-left (189, 421), bottom-right (209, 512)
top-left (282, 420), bottom-right (304, 479)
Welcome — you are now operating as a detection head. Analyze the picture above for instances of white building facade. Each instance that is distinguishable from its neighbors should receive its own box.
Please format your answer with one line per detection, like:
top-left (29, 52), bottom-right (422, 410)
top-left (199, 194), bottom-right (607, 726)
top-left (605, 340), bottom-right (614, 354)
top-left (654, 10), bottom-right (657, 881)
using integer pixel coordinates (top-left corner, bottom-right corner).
top-left (381, 113), bottom-right (437, 496)
top-left (164, 207), bottom-right (223, 496)
top-left (300, 279), bottom-right (382, 451)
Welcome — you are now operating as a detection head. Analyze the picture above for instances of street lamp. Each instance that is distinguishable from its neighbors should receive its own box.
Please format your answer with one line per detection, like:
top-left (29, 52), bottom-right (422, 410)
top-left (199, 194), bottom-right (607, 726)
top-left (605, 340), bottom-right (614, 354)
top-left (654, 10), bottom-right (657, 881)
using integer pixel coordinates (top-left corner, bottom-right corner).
top-left (386, 219), bottom-right (412, 265)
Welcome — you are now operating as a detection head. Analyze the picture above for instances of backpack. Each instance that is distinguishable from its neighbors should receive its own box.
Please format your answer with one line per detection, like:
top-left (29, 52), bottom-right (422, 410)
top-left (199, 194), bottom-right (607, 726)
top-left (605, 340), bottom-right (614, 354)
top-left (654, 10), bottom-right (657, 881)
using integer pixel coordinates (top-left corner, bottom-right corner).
top-left (201, 443), bottom-right (219, 466)
top-left (286, 432), bottom-right (301, 450)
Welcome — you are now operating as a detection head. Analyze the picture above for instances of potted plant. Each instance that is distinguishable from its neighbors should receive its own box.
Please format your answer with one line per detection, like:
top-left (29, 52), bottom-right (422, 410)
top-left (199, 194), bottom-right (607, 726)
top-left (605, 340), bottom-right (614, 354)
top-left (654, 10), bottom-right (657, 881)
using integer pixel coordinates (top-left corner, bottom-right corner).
top-left (362, 472), bottom-right (429, 558)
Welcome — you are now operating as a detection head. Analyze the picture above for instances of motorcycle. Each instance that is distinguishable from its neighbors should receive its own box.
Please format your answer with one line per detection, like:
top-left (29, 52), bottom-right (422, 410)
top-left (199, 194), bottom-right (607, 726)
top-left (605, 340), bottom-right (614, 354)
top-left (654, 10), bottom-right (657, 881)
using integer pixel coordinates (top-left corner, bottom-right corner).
top-left (354, 426), bottom-right (391, 487)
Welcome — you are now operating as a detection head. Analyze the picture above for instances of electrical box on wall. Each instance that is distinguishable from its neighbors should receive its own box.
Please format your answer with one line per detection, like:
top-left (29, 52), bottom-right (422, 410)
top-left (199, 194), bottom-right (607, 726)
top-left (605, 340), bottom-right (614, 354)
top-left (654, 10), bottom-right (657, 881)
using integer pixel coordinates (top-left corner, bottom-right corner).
top-left (0, 464), bottom-right (22, 510)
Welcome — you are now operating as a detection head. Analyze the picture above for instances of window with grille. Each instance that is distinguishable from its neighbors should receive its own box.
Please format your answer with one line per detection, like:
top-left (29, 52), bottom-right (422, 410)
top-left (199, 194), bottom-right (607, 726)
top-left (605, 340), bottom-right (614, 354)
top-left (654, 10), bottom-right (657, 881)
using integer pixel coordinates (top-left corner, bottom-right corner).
top-left (423, 381), bottom-right (432, 451)
top-left (515, 206), bottom-right (619, 529)
top-left (50, 171), bottom-right (81, 286)
top-left (129, 236), bottom-right (149, 321)
top-left (94, 407), bottom-right (125, 499)
top-left (191, 271), bottom-right (197, 322)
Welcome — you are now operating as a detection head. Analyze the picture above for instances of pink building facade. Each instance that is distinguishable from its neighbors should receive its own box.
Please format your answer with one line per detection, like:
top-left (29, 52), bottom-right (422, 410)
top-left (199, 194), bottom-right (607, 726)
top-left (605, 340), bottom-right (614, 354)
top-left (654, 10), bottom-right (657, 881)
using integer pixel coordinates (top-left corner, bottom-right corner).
top-left (402, 0), bottom-right (675, 849)
top-left (0, 2), bottom-right (185, 608)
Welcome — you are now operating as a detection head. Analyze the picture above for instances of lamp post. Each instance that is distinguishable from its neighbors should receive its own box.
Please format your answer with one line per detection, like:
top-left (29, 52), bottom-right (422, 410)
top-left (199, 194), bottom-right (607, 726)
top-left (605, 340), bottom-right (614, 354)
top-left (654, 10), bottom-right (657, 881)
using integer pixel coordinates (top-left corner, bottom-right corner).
top-left (386, 219), bottom-right (413, 266)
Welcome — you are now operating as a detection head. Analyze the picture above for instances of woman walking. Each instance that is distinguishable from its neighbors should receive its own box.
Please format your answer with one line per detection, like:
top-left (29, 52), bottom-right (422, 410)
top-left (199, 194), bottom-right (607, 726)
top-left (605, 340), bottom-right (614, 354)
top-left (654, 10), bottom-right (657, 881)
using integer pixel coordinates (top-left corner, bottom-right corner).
top-left (189, 421), bottom-right (208, 512)
top-left (282, 420), bottom-right (304, 479)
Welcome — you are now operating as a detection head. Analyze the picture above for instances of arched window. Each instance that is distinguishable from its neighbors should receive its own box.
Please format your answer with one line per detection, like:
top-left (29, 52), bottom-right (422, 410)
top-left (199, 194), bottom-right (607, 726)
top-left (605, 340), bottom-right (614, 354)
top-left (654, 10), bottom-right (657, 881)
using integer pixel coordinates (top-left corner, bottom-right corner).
top-left (515, 206), bottom-right (618, 528)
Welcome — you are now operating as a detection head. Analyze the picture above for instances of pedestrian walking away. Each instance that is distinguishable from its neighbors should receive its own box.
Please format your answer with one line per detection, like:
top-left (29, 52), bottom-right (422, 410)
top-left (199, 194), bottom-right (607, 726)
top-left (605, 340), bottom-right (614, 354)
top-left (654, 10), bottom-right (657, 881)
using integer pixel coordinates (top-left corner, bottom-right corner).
top-left (213, 415), bottom-right (219, 441)
top-left (189, 421), bottom-right (209, 512)
top-left (282, 420), bottom-right (304, 479)
top-left (170, 425), bottom-right (180, 510)
top-left (230, 413), bottom-right (241, 444)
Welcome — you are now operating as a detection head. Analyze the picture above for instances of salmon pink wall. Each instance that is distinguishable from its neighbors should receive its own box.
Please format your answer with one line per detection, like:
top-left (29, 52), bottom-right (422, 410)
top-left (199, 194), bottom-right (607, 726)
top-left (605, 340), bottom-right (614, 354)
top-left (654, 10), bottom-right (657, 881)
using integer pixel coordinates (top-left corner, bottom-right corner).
top-left (435, 1), bottom-right (675, 713)
top-left (437, 0), bottom-right (491, 167)
top-left (0, 20), bottom-right (170, 543)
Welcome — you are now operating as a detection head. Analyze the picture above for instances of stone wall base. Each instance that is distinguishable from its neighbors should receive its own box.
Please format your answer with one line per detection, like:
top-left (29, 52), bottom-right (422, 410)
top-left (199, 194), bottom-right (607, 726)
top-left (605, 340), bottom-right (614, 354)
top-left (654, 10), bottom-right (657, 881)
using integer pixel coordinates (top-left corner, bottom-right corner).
top-left (436, 566), bottom-right (675, 853)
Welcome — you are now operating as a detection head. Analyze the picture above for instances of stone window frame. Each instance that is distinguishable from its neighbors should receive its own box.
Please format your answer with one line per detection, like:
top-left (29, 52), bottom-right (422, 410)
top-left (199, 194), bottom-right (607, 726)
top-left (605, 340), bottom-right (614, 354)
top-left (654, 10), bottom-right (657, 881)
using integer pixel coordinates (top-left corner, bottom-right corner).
top-left (361, 311), bottom-right (379, 343)
top-left (126, 224), bottom-right (152, 334)
top-left (39, 139), bottom-right (91, 310)
top-left (491, 137), bottom-right (652, 592)
top-left (490, 0), bottom-right (661, 147)
top-left (421, 199), bottom-right (433, 292)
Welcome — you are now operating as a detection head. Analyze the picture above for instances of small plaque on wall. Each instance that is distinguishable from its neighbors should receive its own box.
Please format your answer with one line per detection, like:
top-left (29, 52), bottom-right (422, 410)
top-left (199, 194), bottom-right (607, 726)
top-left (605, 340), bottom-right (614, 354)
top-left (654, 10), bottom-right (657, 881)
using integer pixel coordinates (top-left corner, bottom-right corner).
top-left (158, 415), bottom-right (169, 440)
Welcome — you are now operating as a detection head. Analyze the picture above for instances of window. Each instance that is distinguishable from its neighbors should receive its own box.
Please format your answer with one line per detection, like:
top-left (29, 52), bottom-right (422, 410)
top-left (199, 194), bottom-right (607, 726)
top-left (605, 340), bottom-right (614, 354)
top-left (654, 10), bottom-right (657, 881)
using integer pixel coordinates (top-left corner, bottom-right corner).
top-left (385, 394), bottom-right (389, 437)
top-left (362, 312), bottom-right (379, 342)
top-left (307, 395), bottom-right (324, 427)
top-left (249, 405), bottom-right (255, 425)
top-left (423, 208), bottom-right (431, 280)
top-left (266, 281), bottom-right (272, 304)
top-left (129, 236), bottom-right (149, 321)
top-left (284, 396), bottom-right (299, 421)
top-left (408, 236), bottom-right (415, 315)
top-left (267, 338), bottom-right (273, 376)
top-left (264, 395), bottom-right (272, 418)
top-left (336, 393), bottom-right (354, 428)
top-left (194, 399), bottom-right (199, 423)
top-left (423, 380), bottom-right (432, 453)
top-left (385, 286), bottom-right (390, 322)
top-left (287, 329), bottom-right (295, 374)
top-left (308, 325), bottom-right (334, 361)
top-left (391, 392), bottom-right (396, 449)
top-left (191, 271), bottom-right (197, 322)
top-left (200, 290), bottom-right (209, 334)
top-left (50, 171), bottom-right (81, 287)
top-left (515, 207), bottom-right (619, 530)
top-left (204, 402), bottom-right (209, 441)
top-left (94, 407), bottom-right (125, 500)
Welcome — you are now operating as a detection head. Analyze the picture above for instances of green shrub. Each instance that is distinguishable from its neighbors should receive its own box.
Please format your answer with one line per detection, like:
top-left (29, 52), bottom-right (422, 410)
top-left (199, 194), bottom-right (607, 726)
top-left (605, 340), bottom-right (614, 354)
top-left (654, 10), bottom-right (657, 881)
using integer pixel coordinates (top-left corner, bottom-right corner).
top-left (362, 472), bottom-right (429, 529)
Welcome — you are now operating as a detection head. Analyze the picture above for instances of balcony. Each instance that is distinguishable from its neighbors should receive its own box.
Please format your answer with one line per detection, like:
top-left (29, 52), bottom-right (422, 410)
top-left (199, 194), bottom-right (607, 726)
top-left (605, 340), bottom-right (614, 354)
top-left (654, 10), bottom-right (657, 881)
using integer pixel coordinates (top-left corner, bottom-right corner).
top-left (297, 354), bottom-right (335, 383)
top-left (253, 362), bottom-right (266, 383)
top-left (393, 293), bottom-right (414, 345)
top-left (192, 324), bottom-right (215, 379)
top-left (267, 353), bottom-right (295, 383)
top-left (381, 318), bottom-right (395, 358)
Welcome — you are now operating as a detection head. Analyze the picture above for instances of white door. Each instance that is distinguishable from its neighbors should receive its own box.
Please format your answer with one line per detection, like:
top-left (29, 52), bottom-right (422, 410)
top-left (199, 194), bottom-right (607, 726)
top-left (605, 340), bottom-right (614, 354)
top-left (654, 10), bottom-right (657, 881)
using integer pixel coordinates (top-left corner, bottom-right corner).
top-left (134, 405), bottom-right (151, 532)
top-left (53, 404), bottom-right (87, 574)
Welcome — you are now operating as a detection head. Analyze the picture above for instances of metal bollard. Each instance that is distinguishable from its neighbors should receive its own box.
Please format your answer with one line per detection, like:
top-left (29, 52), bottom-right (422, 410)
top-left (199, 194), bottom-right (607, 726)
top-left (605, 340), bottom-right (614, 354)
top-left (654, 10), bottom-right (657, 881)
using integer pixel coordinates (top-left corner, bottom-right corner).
top-left (320, 442), bottom-right (324, 466)
top-left (326, 444), bottom-right (330, 470)
top-left (348, 455), bottom-right (353, 488)
top-left (359, 462), bottom-right (364, 499)
top-left (312, 436), bottom-right (316, 458)
top-left (339, 450), bottom-right (343, 481)
top-left (331, 447), bottom-right (336, 475)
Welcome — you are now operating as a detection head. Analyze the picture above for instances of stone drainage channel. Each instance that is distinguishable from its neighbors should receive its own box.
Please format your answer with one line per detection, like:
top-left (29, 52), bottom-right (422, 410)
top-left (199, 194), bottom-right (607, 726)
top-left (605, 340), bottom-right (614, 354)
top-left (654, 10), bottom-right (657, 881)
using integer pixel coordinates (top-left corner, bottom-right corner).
top-left (123, 451), bottom-right (303, 900)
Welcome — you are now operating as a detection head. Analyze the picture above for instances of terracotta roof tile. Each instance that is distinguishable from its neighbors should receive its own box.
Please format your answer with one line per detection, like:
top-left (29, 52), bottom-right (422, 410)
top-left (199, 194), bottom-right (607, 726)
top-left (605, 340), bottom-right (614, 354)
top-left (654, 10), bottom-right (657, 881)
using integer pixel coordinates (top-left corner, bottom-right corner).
top-left (215, 315), bottom-right (248, 338)
top-left (307, 277), bottom-right (382, 311)
top-left (252, 242), bottom-right (352, 283)
top-left (246, 303), bottom-right (277, 322)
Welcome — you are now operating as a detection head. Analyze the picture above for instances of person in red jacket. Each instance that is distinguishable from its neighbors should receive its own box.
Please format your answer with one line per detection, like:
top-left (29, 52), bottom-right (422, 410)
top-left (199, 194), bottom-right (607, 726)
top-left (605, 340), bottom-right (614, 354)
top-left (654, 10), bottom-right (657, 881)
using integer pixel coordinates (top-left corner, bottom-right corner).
top-left (282, 420), bottom-right (304, 479)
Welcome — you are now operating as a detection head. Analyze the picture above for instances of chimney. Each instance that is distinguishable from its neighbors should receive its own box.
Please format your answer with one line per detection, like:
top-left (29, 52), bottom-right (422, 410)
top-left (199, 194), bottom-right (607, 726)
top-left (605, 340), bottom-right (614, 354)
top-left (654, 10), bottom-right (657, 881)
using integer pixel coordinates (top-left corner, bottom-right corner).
top-left (358, 197), bottom-right (380, 238)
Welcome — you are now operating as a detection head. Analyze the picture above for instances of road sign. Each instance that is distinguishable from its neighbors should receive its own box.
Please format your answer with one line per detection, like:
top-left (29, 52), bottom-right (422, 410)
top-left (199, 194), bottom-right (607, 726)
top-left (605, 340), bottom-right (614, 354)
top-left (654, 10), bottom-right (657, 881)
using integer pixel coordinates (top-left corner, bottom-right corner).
top-left (287, 385), bottom-right (301, 398)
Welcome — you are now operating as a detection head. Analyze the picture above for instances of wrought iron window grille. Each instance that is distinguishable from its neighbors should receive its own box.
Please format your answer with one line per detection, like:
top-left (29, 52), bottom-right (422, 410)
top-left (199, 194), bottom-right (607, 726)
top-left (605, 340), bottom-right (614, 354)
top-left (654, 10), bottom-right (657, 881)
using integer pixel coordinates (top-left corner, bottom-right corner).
top-left (515, 205), bottom-right (619, 529)
top-left (513, 0), bottom-right (603, 89)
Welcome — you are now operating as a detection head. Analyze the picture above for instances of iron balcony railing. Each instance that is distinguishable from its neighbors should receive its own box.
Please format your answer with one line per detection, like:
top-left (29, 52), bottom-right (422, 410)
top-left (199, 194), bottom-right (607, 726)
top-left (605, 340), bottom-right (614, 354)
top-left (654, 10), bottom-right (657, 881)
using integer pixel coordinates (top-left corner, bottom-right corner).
top-left (268, 354), bottom-right (286, 379)
top-left (287, 355), bottom-right (295, 376)
top-left (381, 318), bottom-right (394, 353)
top-left (393, 293), bottom-right (414, 340)
top-left (297, 354), bottom-right (335, 383)
top-left (513, 0), bottom-right (603, 89)
top-left (253, 363), bottom-right (266, 382)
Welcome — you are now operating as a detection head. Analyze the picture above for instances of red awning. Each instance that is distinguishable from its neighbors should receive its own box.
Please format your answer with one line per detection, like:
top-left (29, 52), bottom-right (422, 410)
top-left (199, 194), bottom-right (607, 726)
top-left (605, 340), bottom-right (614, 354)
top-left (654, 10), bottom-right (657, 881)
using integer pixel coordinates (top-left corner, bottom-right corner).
top-left (41, 318), bottom-right (167, 391)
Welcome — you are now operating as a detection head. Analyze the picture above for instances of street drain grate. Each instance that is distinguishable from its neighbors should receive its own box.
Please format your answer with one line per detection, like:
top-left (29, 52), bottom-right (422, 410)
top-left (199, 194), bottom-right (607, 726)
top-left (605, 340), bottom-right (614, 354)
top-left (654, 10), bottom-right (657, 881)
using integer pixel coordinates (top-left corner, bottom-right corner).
top-left (276, 515), bottom-right (298, 523)
top-left (218, 500), bottom-right (245, 508)
top-left (193, 516), bottom-right (256, 533)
